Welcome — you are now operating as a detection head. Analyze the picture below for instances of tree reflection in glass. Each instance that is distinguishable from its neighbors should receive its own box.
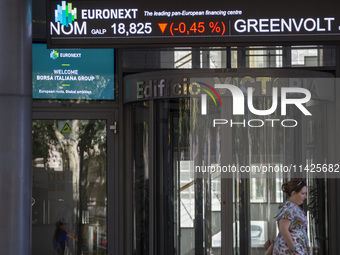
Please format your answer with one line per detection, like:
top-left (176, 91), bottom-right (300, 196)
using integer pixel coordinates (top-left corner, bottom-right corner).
top-left (32, 119), bottom-right (107, 255)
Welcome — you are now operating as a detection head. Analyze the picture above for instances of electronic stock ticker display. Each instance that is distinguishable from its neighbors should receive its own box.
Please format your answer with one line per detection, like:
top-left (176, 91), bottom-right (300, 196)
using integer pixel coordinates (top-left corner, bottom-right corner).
top-left (48, 0), bottom-right (340, 48)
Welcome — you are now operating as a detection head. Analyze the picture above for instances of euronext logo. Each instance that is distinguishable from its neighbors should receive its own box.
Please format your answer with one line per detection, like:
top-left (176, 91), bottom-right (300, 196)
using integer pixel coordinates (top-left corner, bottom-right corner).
top-left (50, 50), bottom-right (59, 60)
top-left (55, 1), bottom-right (77, 27)
top-left (51, 1), bottom-right (86, 36)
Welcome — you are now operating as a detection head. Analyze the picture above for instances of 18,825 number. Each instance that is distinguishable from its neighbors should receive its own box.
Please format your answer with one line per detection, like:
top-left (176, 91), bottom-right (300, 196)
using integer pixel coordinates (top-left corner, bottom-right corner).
top-left (111, 23), bottom-right (152, 36)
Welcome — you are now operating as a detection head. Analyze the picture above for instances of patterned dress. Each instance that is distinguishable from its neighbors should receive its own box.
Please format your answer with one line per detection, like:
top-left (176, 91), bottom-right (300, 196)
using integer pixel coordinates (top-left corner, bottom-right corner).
top-left (273, 201), bottom-right (311, 254)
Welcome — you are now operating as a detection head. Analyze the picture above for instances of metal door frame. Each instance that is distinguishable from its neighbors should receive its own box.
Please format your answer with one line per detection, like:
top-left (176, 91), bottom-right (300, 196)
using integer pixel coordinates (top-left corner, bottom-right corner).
top-left (32, 108), bottom-right (120, 255)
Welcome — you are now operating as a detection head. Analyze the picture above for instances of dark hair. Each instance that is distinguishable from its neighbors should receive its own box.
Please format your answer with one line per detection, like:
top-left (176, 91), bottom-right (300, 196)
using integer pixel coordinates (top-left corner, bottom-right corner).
top-left (55, 220), bottom-right (66, 229)
top-left (282, 179), bottom-right (306, 197)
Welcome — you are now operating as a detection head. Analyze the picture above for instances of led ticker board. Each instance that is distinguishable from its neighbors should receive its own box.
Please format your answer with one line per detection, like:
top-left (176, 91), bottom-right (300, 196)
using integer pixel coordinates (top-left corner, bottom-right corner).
top-left (47, 0), bottom-right (340, 48)
top-left (33, 44), bottom-right (114, 100)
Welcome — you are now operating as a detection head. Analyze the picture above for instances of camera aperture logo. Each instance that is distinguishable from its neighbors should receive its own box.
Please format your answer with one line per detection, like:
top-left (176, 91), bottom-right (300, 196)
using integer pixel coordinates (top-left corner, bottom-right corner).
top-left (55, 1), bottom-right (77, 27)
top-left (196, 82), bottom-right (223, 115)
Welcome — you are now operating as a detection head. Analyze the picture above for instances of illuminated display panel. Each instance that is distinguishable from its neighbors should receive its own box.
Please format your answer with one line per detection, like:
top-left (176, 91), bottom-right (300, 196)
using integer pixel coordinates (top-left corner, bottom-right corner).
top-left (33, 44), bottom-right (115, 100)
top-left (47, 0), bottom-right (340, 48)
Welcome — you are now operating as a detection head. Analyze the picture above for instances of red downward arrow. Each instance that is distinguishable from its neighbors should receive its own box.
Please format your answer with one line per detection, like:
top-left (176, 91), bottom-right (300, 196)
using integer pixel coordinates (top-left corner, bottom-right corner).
top-left (158, 23), bottom-right (168, 33)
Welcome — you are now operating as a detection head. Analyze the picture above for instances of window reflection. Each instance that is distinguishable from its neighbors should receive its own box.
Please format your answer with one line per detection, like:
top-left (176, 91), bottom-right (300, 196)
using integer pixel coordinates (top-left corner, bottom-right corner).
top-left (129, 94), bottom-right (329, 255)
top-left (250, 177), bottom-right (267, 203)
top-left (179, 160), bottom-right (195, 228)
top-left (121, 45), bottom-right (335, 70)
top-left (133, 102), bottom-right (150, 255)
top-left (32, 119), bottom-right (107, 255)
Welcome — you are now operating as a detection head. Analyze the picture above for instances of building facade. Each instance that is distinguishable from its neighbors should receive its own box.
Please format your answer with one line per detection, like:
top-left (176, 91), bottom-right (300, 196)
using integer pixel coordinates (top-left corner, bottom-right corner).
top-left (1, 0), bottom-right (340, 254)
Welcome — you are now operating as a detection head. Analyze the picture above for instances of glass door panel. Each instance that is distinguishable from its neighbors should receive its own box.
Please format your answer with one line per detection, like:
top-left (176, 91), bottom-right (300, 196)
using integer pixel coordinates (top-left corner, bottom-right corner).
top-left (151, 99), bottom-right (222, 255)
top-left (132, 102), bottom-right (150, 255)
top-left (32, 119), bottom-right (107, 255)
top-left (232, 99), bottom-right (329, 255)
top-left (130, 95), bottom-right (329, 255)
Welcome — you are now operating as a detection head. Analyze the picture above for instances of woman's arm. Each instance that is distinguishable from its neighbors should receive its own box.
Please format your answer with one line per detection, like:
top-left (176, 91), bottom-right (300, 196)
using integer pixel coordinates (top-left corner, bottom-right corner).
top-left (278, 219), bottom-right (296, 251)
top-left (66, 230), bottom-right (78, 241)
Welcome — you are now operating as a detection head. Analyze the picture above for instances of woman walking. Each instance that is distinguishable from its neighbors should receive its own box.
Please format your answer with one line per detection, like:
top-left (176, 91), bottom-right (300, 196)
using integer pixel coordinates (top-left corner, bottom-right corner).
top-left (273, 179), bottom-right (310, 254)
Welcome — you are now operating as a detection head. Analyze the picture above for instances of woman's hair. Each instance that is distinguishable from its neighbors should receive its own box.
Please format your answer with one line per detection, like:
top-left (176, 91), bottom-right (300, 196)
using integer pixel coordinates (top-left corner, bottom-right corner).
top-left (282, 179), bottom-right (306, 197)
top-left (55, 220), bottom-right (66, 229)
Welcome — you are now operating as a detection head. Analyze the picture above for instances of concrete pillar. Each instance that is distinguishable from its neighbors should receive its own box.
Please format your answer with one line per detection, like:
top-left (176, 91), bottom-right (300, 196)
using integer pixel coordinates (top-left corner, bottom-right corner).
top-left (0, 0), bottom-right (32, 254)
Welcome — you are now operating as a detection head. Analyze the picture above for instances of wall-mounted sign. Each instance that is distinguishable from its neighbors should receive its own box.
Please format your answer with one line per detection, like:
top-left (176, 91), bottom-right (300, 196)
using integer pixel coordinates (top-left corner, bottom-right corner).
top-left (123, 69), bottom-right (334, 103)
top-left (47, 0), bottom-right (340, 48)
top-left (33, 44), bottom-right (114, 100)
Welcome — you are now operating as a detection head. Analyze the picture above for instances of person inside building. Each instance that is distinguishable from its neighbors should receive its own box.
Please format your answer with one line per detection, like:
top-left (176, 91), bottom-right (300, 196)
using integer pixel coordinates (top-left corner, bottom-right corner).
top-left (53, 220), bottom-right (77, 255)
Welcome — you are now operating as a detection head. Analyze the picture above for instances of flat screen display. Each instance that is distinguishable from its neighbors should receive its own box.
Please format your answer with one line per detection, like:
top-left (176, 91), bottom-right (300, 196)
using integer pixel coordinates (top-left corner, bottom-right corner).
top-left (33, 44), bottom-right (115, 100)
top-left (47, 0), bottom-right (340, 47)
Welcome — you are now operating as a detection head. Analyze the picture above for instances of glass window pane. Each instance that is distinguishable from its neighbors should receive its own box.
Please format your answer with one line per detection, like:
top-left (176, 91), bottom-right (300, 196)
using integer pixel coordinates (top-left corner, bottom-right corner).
top-left (175, 48), bottom-right (192, 68)
top-left (250, 177), bottom-right (267, 203)
top-left (133, 102), bottom-right (150, 255)
top-left (292, 46), bottom-right (318, 66)
top-left (32, 119), bottom-right (107, 255)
